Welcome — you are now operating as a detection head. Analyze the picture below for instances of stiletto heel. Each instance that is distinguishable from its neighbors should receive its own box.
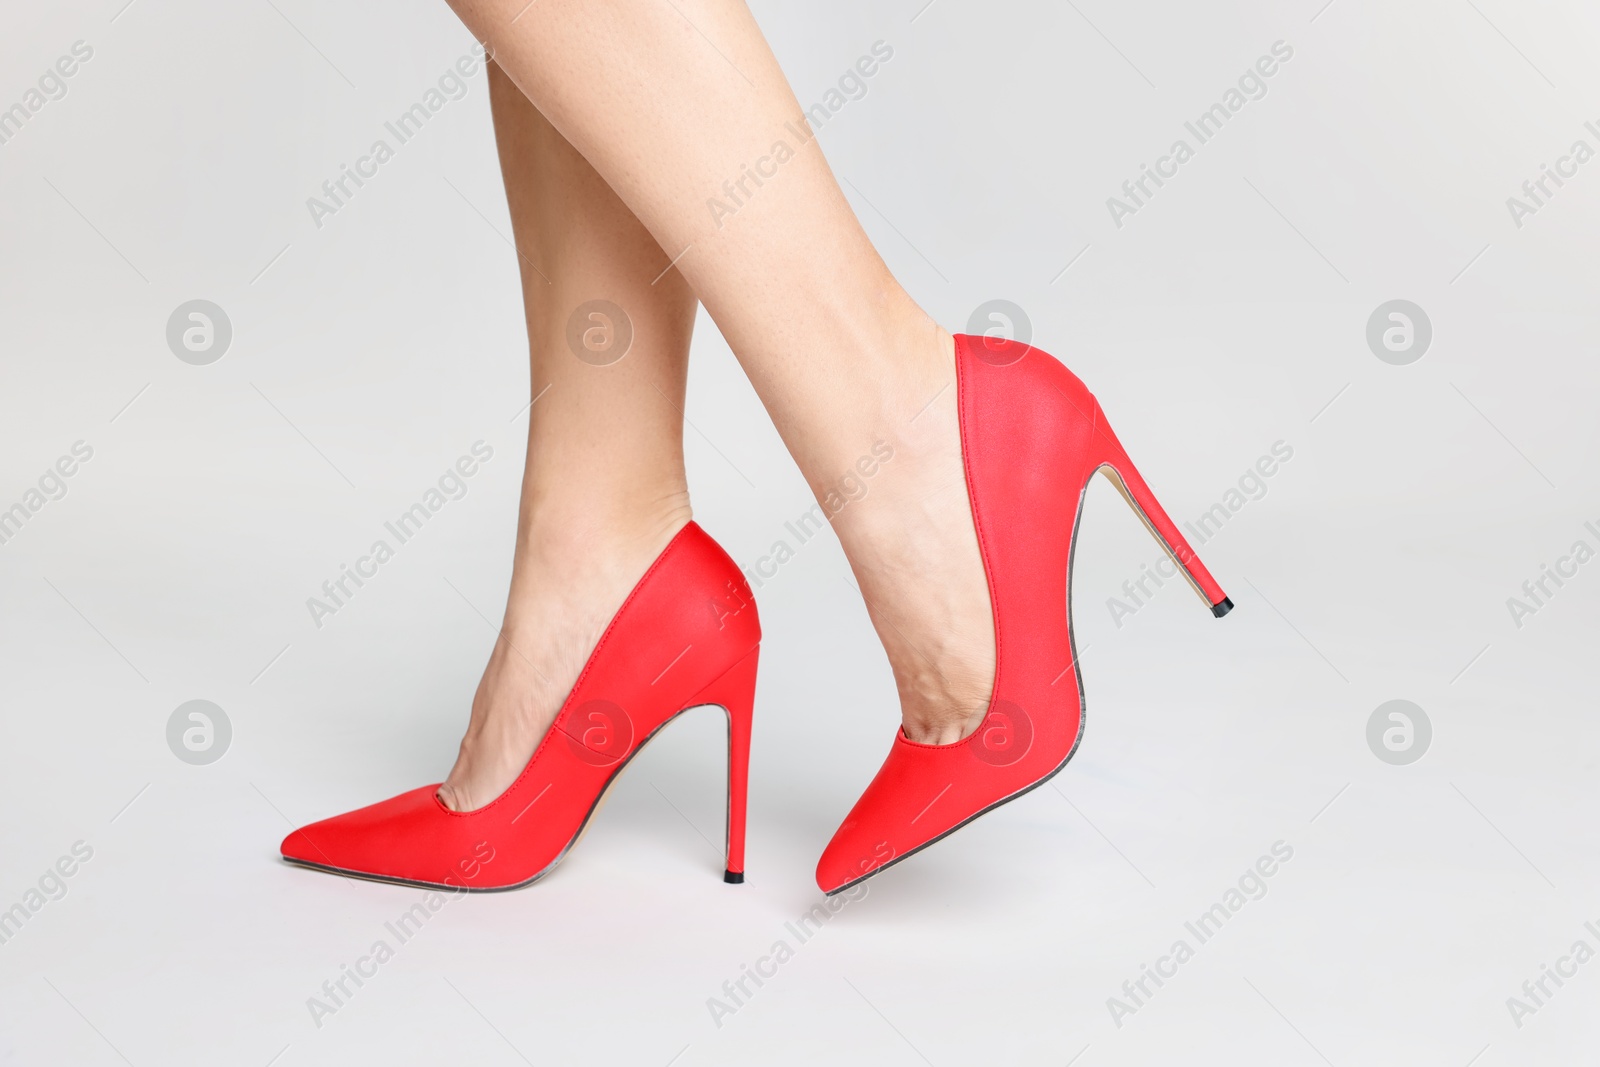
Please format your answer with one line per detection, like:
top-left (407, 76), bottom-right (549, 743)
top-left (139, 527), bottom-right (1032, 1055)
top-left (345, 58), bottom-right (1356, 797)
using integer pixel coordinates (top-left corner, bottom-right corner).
top-left (1089, 404), bottom-right (1234, 617)
top-left (280, 522), bottom-right (761, 891)
top-left (686, 646), bottom-right (759, 883)
top-left (816, 335), bottom-right (1232, 893)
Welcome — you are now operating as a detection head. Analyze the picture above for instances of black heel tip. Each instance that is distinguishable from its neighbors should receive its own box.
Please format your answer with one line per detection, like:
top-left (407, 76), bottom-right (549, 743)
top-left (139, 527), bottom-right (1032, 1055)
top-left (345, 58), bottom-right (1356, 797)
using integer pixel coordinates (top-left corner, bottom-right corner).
top-left (723, 870), bottom-right (745, 884)
top-left (1211, 597), bottom-right (1234, 619)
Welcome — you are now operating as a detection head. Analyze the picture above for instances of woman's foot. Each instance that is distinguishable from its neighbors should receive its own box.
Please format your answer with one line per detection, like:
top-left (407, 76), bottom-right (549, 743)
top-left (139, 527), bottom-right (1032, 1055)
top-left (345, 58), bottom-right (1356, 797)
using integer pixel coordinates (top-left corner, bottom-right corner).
top-left (283, 520), bottom-right (761, 889)
top-left (436, 508), bottom-right (689, 812)
top-left (817, 333), bottom-right (1233, 891)
top-left (830, 325), bottom-right (998, 746)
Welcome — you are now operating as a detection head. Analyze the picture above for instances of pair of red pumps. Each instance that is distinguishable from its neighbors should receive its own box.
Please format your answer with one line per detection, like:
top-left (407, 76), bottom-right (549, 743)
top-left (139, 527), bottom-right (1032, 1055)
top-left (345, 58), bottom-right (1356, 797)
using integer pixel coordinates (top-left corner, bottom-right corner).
top-left (280, 335), bottom-right (1232, 894)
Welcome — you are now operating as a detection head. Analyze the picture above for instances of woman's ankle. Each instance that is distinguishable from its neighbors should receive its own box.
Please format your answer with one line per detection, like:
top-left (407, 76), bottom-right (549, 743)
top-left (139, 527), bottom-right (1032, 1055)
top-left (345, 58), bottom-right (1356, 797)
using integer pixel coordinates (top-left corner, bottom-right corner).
top-left (501, 498), bottom-right (691, 625)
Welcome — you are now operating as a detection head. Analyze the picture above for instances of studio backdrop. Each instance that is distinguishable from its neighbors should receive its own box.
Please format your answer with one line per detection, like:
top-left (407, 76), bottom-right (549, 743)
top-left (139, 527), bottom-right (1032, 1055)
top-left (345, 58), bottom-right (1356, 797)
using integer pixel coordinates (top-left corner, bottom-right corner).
top-left (2, 0), bottom-right (1598, 1064)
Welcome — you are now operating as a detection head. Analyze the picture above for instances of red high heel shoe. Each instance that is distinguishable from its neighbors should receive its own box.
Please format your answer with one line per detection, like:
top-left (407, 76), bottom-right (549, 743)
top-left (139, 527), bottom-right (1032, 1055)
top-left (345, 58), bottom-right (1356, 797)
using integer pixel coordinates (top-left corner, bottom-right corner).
top-left (815, 334), bottom-right (1231, 894)
top-left (281, 521), bottom-right (761, 890)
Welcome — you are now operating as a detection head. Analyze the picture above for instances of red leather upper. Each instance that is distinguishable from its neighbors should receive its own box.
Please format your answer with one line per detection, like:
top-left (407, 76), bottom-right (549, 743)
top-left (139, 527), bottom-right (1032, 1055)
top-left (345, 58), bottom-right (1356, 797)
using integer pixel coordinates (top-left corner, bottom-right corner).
top-left (281, 521), bottom-right (759, 890)
top-left (815, 335), bottom-right (1105, 892)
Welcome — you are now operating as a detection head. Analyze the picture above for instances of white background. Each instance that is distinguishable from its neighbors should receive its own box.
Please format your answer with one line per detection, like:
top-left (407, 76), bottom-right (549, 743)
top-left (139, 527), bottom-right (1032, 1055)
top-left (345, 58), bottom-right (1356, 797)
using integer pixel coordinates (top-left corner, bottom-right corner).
top-left (2, 0), bottom-right (1599, 1063)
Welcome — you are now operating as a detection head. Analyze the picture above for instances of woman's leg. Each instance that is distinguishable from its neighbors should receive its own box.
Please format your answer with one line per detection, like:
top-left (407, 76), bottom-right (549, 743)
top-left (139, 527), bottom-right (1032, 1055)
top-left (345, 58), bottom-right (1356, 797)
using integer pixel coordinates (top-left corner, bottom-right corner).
top-left (449, 1), bottom-right (995, 744)
top-left (437, 62), bottom-right (697, 812)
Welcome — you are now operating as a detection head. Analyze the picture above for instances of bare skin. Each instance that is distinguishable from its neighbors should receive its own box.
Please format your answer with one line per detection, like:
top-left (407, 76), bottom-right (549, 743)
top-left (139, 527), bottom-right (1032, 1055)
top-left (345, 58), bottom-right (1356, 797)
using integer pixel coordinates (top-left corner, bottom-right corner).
top-left (439, 3), bottom-right (995, 811)
top-left (437, 65), bottom-right (695, 812)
